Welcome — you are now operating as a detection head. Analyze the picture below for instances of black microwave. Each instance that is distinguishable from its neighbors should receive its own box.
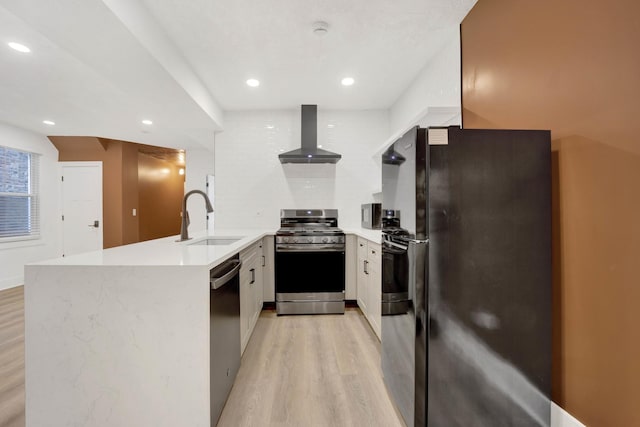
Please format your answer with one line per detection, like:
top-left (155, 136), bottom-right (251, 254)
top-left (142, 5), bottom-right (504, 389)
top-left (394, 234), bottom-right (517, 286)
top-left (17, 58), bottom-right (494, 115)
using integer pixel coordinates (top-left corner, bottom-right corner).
top-left (361, 203), bottom-right (382, 229)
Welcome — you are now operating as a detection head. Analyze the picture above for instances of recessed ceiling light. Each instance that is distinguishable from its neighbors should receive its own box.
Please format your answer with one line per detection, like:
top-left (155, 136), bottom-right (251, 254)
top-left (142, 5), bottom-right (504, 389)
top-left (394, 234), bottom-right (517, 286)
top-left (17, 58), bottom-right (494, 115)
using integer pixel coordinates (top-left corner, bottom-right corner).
top-left (327, 124), bottom-right (335, 128)
top-left (341, 77), bottom-right (355, 86)
top-left (266, 125), bottom-right (274, 129)
top-left (141, 119), bottom-right (153, 125)
top-left (42, 120), bottom-right (55, 125)
top-left (8, 42), bottom-right (30, 53)
top-left (312, 21), bottom-right (329, 37)
top-left (246, 79), bottom-right (260, 87)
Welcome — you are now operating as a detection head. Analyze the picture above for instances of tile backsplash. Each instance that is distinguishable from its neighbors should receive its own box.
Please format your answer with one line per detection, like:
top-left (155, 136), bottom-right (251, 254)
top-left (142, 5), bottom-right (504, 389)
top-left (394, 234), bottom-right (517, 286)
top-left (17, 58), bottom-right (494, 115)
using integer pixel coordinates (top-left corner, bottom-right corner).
top-left (214, 109), bottom-right (388, 229)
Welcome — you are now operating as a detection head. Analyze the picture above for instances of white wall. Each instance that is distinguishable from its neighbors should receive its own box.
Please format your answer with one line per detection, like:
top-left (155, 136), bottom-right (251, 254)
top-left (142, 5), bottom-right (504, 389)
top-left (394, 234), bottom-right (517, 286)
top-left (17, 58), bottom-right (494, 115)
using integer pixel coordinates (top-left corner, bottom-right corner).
top-left (0, 123), bottom-right (61, 290)
top-left (214, 109), bottom-right (388, 230)
top-left (185, 144), bottom-right (215, 233)
top-left (389, 27), bottom-right (462, 138)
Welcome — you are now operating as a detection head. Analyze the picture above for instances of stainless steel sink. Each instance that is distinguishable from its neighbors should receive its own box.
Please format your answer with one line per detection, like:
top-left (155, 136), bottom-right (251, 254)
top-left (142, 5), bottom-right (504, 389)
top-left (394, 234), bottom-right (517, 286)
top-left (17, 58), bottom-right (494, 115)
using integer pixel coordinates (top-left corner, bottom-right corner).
top-left (188, 237), bottom-right (245, 246)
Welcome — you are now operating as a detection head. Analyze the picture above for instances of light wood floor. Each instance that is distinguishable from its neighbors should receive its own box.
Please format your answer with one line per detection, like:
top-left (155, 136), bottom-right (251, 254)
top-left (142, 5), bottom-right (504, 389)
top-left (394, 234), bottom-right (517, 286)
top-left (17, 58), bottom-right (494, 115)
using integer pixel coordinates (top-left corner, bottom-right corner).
top-left (217, 309), bottom-right (405, 427)
top-left (0, 288), bottom-right (403, 427)
top-left (0, 286), bottom-right (24, 427)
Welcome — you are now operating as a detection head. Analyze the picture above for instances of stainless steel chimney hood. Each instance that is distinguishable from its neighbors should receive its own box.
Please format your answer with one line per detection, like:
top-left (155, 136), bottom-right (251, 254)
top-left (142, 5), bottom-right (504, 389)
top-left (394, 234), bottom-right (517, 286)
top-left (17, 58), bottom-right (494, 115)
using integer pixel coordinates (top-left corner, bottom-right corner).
top-left (279, 105), bottom-right (342, 164)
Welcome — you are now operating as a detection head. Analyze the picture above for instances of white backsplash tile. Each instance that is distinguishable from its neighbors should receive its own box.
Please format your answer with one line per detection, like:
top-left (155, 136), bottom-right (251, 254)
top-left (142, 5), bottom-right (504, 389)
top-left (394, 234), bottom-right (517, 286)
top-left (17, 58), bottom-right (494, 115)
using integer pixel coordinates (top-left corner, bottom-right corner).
top-left (214, 109), bottom-right (388, 229)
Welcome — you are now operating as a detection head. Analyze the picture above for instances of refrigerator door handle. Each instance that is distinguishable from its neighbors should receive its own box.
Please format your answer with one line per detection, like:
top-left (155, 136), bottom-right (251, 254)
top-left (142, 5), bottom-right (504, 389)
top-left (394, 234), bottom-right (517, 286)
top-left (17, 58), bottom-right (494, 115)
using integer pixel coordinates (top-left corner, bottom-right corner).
top-left (408, 239), bottom-right (429, 427)
top-left (407, 239), bottom-right (429, 313)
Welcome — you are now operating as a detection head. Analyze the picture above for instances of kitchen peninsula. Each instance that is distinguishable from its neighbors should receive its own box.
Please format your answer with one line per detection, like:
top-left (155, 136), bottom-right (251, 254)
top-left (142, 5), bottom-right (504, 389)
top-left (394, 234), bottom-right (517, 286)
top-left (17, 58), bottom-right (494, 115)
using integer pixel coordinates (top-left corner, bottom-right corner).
top-left (24, 230), bottom-right (274, 427)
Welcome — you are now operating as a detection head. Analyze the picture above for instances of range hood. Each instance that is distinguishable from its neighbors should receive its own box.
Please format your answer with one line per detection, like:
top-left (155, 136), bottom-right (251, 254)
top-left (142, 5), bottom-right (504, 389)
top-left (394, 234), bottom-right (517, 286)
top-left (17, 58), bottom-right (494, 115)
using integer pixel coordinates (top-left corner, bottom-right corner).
top-left (279, 105), bottom-right (342, 164)
top-left (382, 145), bottom-right (406, 165)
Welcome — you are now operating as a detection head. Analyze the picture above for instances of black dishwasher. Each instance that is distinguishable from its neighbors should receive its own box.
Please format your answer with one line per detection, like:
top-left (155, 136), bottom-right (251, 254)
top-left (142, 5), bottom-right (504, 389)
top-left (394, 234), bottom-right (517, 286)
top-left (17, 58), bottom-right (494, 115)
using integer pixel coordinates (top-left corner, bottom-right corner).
top-left (209, 254), bottom-right (241, 426)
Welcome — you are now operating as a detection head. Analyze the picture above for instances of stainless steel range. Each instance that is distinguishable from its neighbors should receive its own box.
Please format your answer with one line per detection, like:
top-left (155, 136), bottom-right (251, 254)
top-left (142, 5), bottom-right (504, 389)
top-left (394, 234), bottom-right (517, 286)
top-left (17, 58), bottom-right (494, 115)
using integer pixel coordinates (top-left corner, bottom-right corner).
top-left (275, 209), bottom-right (345, 315)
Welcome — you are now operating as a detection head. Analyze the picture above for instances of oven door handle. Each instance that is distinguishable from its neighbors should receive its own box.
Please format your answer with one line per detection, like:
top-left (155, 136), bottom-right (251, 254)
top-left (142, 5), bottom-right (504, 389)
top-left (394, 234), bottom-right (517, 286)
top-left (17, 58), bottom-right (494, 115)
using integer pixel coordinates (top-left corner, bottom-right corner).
top-left (276, 245), bottom-right (344, 252)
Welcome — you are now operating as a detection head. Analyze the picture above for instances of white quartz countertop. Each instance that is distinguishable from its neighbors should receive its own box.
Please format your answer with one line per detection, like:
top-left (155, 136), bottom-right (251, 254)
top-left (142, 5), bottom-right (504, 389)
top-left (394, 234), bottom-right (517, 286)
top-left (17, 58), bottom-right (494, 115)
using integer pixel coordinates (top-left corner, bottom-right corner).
top-left (30, 229), bottom-right (275, 269)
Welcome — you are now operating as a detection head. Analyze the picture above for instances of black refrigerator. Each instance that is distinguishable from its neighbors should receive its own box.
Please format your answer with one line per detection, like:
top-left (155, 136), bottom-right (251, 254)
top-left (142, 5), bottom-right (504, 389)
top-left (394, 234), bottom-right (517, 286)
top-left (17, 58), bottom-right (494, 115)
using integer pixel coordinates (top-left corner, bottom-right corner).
top-left (381, 126), bottom-right (551, 427)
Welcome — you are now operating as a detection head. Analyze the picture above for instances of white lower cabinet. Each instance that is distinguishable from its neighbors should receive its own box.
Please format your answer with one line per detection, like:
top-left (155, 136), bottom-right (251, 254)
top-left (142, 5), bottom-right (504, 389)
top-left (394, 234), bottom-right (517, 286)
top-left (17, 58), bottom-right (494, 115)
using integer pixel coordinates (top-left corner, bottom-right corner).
top-left (357, 238), bottom-right (368, 314)
top-left (345, 234), bottom-right (357, 300)
top-left (356, 237), bottom-right (381, 340)
top-left (240, 241), bottom-right (263, 355)
top-left (262, 235), bottom-right (275, 302)
top-left (367, 243), bottom-right (381, 338)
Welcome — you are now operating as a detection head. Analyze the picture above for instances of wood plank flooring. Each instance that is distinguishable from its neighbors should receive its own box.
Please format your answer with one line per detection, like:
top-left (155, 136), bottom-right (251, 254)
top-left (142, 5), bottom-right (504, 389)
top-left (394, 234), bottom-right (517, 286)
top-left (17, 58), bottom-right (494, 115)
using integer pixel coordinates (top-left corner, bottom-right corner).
top-left (217, 309), bottom-right (405, 427)
top-left (0, 286), bottom-right (24, 427)
top-left (0, 287), bottom-right (403, 427)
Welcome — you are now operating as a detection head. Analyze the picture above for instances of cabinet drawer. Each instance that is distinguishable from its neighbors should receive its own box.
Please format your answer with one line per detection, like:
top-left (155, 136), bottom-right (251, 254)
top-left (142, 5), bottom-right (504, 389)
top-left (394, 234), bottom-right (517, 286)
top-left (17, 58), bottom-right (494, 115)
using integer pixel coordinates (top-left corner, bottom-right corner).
top-left (240, 242), bottom-right (260, 285)
top-left (357, 237), bottom-right (368, 260)
top-left (240, 246), bottom-right (258, 262)
top-left (240, 243), bottom-right (259, 265)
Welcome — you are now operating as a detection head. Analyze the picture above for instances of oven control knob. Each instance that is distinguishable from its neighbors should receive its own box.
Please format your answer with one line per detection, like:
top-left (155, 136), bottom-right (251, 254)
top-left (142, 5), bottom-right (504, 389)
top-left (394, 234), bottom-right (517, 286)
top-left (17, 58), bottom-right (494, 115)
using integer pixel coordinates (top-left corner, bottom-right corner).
top-left (307, 238), bottom-right (313, 243)
top-left (283, 237), bottom-right (290, 243)
top-left (322, 237), bottom-right (328, 243)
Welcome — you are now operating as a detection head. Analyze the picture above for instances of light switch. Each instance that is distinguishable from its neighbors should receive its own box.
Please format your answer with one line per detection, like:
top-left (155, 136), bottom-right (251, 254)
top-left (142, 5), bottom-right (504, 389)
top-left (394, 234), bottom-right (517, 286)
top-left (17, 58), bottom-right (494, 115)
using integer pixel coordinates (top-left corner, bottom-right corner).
top-left (132, 208), bottom-right (137, 216)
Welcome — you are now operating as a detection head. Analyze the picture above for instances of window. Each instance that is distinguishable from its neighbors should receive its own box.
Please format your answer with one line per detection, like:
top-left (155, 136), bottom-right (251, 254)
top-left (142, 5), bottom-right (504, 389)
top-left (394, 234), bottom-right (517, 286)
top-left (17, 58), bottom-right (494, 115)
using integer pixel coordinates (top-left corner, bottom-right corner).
top-left (0, 146), bottom-right (40, 240)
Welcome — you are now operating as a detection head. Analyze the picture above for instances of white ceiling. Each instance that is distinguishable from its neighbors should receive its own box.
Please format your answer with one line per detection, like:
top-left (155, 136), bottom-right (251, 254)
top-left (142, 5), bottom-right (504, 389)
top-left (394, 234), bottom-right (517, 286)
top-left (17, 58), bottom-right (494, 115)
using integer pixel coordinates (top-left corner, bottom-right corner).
top-left (0, 0), bottom-right (476, 149)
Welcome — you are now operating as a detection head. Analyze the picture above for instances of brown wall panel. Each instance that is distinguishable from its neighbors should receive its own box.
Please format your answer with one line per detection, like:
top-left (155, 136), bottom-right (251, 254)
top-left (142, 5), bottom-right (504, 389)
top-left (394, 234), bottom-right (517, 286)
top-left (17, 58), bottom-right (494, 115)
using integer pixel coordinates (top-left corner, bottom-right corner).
top-left (461, 0), bottom-right (640, 425)
top-left (137, 153), bottom-right (183, 242)
top-left (120, 142), bottom-right (139, 245)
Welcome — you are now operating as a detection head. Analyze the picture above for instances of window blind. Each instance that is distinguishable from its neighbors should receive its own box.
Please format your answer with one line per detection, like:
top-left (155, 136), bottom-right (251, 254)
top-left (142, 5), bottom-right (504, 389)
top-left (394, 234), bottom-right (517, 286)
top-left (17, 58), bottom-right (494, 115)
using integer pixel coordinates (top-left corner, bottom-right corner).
top-left (0, 146), bottom-right (41, 240)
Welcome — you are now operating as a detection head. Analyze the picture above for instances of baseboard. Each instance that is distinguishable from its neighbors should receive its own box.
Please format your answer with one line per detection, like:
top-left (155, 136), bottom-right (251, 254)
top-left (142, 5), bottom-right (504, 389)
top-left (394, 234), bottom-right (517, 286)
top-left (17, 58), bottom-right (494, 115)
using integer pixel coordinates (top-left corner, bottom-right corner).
top-left (0, 276), bottom-right (23, 292)
top-left (263, 300), bottom-right (358, 310)
top-left (551, 402), bottom-right (586, 427)
top-left (262, 301), bottom-right (276, 310)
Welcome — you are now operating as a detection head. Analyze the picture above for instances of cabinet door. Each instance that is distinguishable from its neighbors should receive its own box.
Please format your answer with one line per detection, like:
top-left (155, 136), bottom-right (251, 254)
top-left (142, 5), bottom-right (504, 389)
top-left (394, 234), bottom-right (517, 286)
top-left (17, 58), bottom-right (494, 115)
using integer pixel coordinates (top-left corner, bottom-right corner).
top-left (251, 256), bottom-right (262, 327)
top-left (356, 238), bottom-right (368, 313)
top-left (368, 243), bottom-right (382, 340)
top-left (261, 236), bottom-right (275, 302)
top-left (240, 243), bottom-right (259, 354)
top-left (239, 265), bottom-right (251, 354)
top-left (345, 234), bottom-right (357, 300)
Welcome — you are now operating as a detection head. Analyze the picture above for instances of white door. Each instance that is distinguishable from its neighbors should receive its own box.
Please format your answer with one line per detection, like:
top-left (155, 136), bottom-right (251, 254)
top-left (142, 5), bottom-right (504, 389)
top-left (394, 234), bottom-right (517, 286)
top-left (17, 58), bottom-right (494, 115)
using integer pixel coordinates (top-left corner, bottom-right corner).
top-left (60, 162), bottom-right (103, 256)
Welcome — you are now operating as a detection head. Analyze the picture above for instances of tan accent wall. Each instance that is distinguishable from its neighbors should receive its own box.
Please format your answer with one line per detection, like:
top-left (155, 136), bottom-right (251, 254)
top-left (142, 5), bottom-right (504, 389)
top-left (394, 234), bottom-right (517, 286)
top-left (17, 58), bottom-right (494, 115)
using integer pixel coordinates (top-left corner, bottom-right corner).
top-left (137, 153), bottom-right (183, 242)
top-left (461, 1), bottom-right (640, 425)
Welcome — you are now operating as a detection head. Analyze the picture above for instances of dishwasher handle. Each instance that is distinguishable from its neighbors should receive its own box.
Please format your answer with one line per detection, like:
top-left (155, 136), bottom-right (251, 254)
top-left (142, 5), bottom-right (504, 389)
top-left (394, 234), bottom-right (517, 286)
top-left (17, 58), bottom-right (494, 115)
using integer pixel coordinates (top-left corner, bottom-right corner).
top-left (210, 259), bottom-right (242, 290)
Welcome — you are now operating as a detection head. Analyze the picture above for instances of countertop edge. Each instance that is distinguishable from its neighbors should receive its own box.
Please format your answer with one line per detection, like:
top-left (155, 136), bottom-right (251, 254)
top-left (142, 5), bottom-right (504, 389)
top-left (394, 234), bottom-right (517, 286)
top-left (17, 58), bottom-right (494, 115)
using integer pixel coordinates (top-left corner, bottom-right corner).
top-left (27, 229), bottom-right (277, 269)
top-left (344, 228), bottom-right (382, 244)
top-left (26, 228), bottom-right (381, 269)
